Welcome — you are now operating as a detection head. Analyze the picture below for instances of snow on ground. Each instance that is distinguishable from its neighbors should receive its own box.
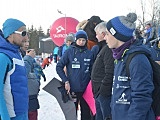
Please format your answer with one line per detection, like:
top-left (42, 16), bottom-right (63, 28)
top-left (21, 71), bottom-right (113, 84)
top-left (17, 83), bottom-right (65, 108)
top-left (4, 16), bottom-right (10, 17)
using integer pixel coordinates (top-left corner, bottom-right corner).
top-left (38, 62), bottom-right (80, 120)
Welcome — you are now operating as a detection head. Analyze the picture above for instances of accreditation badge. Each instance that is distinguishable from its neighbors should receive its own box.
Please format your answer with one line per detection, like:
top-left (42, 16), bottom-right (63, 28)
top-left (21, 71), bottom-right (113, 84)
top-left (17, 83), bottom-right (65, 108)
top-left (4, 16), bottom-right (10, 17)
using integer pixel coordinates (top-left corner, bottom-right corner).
top-left (72, 58), bottom-right (80, 68)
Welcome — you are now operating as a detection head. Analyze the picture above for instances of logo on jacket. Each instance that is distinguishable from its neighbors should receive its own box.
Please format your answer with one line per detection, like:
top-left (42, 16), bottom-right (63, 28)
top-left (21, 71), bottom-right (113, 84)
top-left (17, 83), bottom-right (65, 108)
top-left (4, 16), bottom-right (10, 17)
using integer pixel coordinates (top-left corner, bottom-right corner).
top-left (74, 58), bottom-right (77, 61)
top-left (116, 93), bottom-right (130, 104)
top-left (84, 58), bottom-right (91, 61)
top-left (118, 76), bottom-right (128, 81)
top-left (116, 84), bottom-right (130, 89)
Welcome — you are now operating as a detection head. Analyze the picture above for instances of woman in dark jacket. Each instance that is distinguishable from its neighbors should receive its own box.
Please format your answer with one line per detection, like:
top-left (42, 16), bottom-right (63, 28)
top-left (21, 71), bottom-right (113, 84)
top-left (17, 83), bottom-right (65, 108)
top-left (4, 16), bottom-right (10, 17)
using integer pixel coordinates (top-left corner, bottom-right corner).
top-left (56, 30), bottom-right (94, 120)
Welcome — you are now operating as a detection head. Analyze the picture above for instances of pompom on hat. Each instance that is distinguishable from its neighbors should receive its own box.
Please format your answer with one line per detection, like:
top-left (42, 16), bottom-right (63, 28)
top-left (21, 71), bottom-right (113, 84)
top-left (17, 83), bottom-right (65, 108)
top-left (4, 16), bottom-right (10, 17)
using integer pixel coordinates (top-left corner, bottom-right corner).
top-left (75, 30), bottom-right (88, 40)
top-left (2, 18), bottom-right (26, 38)
top-left (106, 13), bottom-right (137, 42)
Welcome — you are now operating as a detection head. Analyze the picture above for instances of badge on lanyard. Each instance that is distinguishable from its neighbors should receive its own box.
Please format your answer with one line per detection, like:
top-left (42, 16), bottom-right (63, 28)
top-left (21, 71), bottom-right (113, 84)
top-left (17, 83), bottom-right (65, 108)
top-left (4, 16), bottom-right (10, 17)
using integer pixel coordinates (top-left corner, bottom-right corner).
top-left (72, 58), bottom-right (80, 68)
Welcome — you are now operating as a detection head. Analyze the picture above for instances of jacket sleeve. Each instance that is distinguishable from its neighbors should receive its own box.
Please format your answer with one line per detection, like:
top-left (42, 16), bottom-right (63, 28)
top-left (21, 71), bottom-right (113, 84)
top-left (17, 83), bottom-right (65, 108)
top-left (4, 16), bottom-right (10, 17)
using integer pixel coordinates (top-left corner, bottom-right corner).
top-left (149, 27), bottom-right (156, 40)
top-left (0, 53), bottom-right (11, 120)
top-left (57, 46), bottom-right (63, 59)
top-left (128, 54), bottom-right (154, 119)
top-left (39, 66), bottom-right (45, 77)
top-left (24, 56), bottom-right (33, 75)
top-left (56, 50), bottom-right (69, 82)
top-left (99, 47), bottom-right (114, 97)
top-left (91, 45), bottom-right (99, 61)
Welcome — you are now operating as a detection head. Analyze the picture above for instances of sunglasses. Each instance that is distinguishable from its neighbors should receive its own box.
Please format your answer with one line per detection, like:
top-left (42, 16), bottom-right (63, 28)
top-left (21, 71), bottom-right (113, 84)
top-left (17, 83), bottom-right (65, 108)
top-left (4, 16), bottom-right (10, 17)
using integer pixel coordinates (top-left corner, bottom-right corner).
top-left (14, 31), bottom-right (27, 37)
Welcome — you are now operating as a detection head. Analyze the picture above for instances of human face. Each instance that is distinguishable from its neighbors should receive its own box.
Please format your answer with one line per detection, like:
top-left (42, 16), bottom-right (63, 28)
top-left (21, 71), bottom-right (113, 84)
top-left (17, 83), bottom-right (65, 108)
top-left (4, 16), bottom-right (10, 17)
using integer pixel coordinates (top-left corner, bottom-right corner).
top-left (145, 24), bottom-right (151, 30)
top-left (96, 31), bottom-right (106, 42)
top-left (104, 29), bottom-right (124, 49)
top-left (21, 39), bottom-right (30, 51)
top-left (76, 38), bottom-right (86, 46)
top-left (9, 26), bottom-right (28, 47)
top-left (66, 40), bottom-right (72, 47)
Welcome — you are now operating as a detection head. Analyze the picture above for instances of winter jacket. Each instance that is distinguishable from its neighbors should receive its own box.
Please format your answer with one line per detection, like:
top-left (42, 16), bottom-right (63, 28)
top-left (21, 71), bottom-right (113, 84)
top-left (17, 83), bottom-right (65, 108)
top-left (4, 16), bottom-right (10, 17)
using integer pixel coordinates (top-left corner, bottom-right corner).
top-left (145, 27), bottom-right (157, 45)
top-left (24, 55), bottom-right (40, 111)
top-left (0, 36), bottom-right (28, 119)
top-left (41, 57), bottom-right (50, 68)
top-left (91, 43), bottom-right (114, 98)
top-left (111, 41), bottom-right (155, 120)
top-left (150, 42), bottom-right (160, 61)
top-left (53, 46), bottom-right (59, 55)
top-left (56, 44), bottom-right (94, 92)
top-left (58, 44), bottom-right (70, 59)
top-left (91, 40), bottom-right (107, 60)
top-left (34, 63), bottom-right (45, 81)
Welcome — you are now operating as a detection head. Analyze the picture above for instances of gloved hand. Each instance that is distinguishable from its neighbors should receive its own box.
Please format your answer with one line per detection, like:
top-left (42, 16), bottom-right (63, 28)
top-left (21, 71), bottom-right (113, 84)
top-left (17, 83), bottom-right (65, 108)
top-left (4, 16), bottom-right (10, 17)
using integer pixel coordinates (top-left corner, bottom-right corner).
top-left (43, 76), bottom-right (46, 82)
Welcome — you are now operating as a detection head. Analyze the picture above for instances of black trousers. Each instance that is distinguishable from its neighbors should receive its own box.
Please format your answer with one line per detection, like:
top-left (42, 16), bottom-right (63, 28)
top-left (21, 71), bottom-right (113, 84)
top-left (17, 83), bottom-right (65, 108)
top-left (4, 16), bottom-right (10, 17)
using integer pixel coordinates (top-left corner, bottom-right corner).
top-left (74, 92), bottom-right (91, 120)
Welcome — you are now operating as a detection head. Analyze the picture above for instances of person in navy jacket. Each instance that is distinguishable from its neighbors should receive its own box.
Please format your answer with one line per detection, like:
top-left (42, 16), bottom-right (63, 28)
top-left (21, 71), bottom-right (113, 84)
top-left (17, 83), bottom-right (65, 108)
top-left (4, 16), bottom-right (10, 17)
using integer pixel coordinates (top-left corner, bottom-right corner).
top-left (150, 41), bottom-right (160, 63)
top-left (56, 30), bottom-right (94, 120)
top-left (105, 13), bottom-right (155, 120)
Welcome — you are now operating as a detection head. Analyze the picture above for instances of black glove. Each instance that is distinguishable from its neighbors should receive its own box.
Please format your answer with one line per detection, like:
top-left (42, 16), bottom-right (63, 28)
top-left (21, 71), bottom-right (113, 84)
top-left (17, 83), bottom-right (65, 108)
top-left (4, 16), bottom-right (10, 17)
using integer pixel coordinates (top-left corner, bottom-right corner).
top-left (58, 85), bottom-right (71, 103)
top-left (43, 76), bottom-right (46, 82)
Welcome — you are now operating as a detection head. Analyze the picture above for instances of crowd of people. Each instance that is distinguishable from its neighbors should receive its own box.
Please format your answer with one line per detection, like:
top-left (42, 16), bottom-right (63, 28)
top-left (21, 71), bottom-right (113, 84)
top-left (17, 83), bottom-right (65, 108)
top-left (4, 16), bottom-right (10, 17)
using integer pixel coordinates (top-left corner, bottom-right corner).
top-left (1, 12), bottom-right (160, 120)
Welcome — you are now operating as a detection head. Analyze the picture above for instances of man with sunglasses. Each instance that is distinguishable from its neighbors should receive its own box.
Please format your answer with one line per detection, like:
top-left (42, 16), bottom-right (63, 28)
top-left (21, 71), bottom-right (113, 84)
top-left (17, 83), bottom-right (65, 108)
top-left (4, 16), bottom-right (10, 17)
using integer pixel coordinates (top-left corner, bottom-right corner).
top-left (0, 18), bottom-right (29, 120)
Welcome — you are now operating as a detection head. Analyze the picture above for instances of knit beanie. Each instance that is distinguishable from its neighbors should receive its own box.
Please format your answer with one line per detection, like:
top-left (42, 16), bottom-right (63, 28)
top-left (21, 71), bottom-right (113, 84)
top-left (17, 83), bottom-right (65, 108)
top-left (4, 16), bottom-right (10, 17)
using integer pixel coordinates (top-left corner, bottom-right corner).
top-left (65, 33), bottom-right (75, 43)
top-left (75, 30), bottom-right (88, 40)
top-left (106, 13), bottom-right (137, 42)
top-left (2, 18), bottom-right (26, 38)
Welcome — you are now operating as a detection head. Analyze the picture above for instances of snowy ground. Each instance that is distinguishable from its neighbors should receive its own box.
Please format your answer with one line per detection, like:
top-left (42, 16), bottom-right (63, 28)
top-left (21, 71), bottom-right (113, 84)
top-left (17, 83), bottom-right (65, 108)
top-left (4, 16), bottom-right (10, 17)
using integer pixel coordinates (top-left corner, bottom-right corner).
top-left (38, 62), bottom-right (80, 120)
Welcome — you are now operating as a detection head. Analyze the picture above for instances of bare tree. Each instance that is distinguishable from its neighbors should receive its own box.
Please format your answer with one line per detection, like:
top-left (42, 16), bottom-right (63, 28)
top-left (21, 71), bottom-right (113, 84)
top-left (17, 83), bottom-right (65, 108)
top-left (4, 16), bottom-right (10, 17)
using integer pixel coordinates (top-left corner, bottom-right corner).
top-left (140, 0), bottom-right (146, 30)
top-left (137, 0), bottom-right (160, 33)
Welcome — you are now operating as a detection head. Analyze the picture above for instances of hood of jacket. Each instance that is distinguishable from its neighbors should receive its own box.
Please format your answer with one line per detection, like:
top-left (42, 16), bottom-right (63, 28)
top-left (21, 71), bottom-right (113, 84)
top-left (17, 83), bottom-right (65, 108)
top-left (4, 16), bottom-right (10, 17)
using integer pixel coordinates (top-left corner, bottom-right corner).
top-left (125, 40), bottom-right (152, 57)
top-left (0, 35), bottom-right (19, 53)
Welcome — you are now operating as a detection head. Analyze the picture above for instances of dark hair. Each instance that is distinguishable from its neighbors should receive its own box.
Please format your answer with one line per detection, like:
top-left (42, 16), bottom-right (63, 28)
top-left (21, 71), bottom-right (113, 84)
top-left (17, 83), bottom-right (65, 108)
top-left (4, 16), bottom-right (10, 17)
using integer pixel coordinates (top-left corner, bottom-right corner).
top-left (146, 23), bottom-right (151, 26)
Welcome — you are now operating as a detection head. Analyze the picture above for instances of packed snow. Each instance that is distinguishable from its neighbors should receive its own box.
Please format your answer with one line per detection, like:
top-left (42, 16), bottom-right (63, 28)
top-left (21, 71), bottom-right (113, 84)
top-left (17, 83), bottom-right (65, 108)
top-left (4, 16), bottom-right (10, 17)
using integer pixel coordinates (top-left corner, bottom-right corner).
top-left (38, 62), bottom-right (80, 120)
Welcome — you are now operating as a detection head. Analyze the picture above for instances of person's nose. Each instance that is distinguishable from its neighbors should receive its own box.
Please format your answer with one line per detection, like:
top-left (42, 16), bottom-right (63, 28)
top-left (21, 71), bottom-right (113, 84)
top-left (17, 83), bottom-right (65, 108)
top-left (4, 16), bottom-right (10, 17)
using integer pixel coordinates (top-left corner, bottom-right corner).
top-left (26, 41), bottom-right (29, 46)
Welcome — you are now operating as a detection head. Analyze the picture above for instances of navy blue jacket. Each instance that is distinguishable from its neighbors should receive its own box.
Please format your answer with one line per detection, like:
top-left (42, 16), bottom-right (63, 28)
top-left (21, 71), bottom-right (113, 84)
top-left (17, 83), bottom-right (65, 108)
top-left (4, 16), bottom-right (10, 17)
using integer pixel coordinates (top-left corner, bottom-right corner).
top-left (150, 42), bottom-right (160, 61)
top-left (56, 45), bottom-right (94, 92)
top-left (111, 42), bottom-right (155, 120)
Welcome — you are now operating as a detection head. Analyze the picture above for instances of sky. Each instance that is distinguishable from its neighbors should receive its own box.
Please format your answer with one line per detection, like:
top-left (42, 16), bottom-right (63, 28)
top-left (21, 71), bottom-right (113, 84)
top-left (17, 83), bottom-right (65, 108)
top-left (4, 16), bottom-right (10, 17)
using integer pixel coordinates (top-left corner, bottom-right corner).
top-left (0, 0), bottom-right (143, 33)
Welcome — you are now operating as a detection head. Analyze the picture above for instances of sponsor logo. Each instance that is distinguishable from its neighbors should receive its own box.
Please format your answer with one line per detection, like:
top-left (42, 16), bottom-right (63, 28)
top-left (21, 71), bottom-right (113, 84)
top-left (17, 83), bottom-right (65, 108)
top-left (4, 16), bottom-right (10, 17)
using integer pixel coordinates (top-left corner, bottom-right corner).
top-left (116, 93), bottom-right (130, 104)
top-left (56, 26), bottom-right (65, 33)
top-left (84, 58), bottom-right (91, 61)
top-left (116, 84), bottom-right (130, 89)
top-left (118, 76), bottom-right (128, 81)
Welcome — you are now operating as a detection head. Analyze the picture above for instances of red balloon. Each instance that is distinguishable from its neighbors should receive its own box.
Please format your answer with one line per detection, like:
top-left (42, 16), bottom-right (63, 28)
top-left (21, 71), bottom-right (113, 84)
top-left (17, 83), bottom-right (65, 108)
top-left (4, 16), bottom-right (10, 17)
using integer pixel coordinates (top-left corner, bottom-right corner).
top-left (50, 17), bottom-right (79, 46)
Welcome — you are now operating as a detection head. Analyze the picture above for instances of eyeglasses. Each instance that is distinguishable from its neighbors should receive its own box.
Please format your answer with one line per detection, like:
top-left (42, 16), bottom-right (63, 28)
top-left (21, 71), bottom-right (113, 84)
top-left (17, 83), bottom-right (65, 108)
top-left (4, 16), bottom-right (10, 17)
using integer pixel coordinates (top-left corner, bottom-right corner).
top-left (14, 31), bottom-right (27, 37)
